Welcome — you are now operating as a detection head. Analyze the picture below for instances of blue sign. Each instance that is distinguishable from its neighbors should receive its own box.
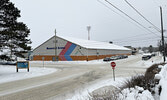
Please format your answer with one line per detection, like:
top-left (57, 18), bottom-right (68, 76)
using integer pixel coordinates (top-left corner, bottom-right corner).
top-left (17, 62), bottom-right (28, 68)
top-left (46, 47), bottom-right (65, 50)
top-left (16, 61), bottom-right (29, 72)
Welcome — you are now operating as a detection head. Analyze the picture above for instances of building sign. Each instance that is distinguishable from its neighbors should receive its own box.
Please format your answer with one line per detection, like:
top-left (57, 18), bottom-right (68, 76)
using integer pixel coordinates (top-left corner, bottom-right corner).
top-left (46, 47), bottom-right (65, 50)
top-left (16, 61), bottom-right (29, 72)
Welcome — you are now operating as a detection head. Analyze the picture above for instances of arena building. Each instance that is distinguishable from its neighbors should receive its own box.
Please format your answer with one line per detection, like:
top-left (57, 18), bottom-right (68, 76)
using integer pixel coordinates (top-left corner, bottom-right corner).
top-left (31, 36), bottom-right (131, 61)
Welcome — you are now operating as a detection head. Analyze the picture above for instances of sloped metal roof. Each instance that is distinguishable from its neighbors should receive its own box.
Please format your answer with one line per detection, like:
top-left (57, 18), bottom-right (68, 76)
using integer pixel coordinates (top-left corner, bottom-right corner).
top-left (59, 36), bottom-right (130, 51)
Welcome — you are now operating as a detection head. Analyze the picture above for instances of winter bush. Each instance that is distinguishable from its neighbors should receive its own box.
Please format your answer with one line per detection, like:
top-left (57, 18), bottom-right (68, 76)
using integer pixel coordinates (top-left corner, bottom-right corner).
top-left (89, 63), bottom-right (165, 100)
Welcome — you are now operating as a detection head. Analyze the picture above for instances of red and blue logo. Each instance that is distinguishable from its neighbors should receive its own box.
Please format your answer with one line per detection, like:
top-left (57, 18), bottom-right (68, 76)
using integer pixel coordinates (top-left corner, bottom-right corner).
top-left (59, 42), bottom-right (76, 61)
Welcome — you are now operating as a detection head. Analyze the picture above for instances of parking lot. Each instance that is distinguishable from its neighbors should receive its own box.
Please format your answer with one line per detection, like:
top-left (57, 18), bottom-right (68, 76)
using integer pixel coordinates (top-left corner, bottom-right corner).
top-left (103, 55), bottom-right (128, 62)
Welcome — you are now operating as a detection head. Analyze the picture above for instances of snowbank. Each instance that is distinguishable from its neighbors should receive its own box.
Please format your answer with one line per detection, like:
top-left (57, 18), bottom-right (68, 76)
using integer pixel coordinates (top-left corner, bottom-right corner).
top-left (68, 55), bottom-right (163, 100)
top-left (0, 65), bottom-right (57, 84)
top-left (119, 86), bottom-right (154, 100)
top-left (155, 64), bottom-right (167, 100)
top-left (67, 78), bottom-right (126, 100)
top-left (117, 63), bottom-right (167, 100)
top-left (68, 77), bottom-right (155, 100)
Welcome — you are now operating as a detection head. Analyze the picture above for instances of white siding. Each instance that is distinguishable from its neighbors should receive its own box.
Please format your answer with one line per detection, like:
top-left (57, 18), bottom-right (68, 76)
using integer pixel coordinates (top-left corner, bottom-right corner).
top-left (32, 36), bottom-right (131, 57)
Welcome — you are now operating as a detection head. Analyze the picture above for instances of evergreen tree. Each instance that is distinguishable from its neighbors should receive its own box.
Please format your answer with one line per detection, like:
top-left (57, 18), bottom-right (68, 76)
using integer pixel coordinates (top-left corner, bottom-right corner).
top-left (0, 0), bottom-right (31, 61)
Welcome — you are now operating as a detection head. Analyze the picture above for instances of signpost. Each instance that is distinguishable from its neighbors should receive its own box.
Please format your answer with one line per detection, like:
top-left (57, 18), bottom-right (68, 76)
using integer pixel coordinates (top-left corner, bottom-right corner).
top-left (42, 57), bottom-right (45, 68)
top-left (16, 61), bottom-right (29, 72)
top-left (111, 62), bottom-right (116, 81)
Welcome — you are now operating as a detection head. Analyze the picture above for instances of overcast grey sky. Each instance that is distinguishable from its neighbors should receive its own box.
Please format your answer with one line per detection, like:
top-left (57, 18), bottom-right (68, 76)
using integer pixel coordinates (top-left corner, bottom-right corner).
top-left (11, 0), bottom-right (167, 48)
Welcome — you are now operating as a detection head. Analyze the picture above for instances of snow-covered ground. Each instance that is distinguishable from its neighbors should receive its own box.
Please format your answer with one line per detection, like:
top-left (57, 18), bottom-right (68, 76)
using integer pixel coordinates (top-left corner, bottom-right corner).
top-left (155, 64), bottom-right (167, 100)
top-left (30, 59), bottom-right (105, 65)
top-left (67, 78), bottom-right (127, 100)
top-left (68, 78), bottom-right (155, 100)
top-left (118, 62), bottom-right (167, 100)
top-left (0, 65), bottom-right (57, 84)
top-left (68, 54), bottom-right (164, 100)
top-left (135, 55), bottom-right (162, 68)
top-left (0, 54), bottom-right (165, 100)
top-left (118, 86), bottom-right (155, 100)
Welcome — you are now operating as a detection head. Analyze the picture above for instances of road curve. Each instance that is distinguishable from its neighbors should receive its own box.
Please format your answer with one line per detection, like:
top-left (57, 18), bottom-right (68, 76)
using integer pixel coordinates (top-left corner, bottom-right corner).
top-left (0, 55), bottom-right (153, 100)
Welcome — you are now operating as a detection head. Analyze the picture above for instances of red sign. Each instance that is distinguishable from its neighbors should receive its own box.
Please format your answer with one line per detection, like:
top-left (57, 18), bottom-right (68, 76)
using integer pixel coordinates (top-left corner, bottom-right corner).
top-left (111, 62), bottom-right (116, 69)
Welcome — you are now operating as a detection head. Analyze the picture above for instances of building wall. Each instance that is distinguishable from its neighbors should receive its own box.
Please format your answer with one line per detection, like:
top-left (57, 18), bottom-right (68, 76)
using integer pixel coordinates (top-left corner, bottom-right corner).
top-left (32, 36), bottom-right (131, 61)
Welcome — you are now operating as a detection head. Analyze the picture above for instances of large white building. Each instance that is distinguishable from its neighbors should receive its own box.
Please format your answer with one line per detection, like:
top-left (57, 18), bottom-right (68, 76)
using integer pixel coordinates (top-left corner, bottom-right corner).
top-left (31, 36), bottom-right (131, 61)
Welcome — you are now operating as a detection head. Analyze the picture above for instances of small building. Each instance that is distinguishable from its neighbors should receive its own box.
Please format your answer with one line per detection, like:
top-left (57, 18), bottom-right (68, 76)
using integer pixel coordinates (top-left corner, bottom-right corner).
top-left (31, 36), bottom-right (131, 61)
top-left (124, 46), bottom-right (138, 55)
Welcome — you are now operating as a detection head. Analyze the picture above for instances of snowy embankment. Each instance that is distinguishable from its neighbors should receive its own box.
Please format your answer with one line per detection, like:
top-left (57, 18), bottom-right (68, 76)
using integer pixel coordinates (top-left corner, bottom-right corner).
top-left (68, 77), bottom-right (155, 100)
top-left (0, 65), bottom-right (57, 84)
top-left (68, 55), bottom-right (164, 100)
top-left (67, 78), bottom-right (127, 100)
top-left (155, 64), bottom-right (167, 100)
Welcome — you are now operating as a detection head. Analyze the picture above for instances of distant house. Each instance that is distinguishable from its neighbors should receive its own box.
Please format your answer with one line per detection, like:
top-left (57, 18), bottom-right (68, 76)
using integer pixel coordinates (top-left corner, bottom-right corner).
top-left (124, 46), bottom-right (138, 55)
top-left (31, 36), bottom-right (131, 61)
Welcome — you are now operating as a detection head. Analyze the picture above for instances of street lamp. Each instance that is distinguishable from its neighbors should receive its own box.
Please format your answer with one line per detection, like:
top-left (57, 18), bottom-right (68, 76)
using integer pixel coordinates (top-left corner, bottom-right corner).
top-left (87, 26), bottom-right (91, 40)
top-left (55, 29), bottom-right (57, 61)
top-left (86, 26), bottom-right (91, 61)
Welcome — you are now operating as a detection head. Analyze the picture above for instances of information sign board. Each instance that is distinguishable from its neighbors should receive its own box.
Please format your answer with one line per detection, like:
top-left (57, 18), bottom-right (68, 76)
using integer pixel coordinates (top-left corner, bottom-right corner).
top-left (16, 61), bottom-right (29, 72)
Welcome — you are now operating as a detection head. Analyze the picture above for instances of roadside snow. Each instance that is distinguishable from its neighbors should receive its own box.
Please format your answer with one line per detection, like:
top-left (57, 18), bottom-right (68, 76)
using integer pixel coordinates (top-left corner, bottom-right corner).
top-left (68, 77), bottom-right (154, 100)
top-left (0, 65), bottom-right (57, 84)
top-left (67, 78), bottom-right (126, 100)
top-left (30, 59), bottom-right (105, 65)
top-left (155, 64), bottom-right (167, 100)
top-left (118, 86), bottom-right (154, 100)
top-left (68, 55), bottom-right (163, 100)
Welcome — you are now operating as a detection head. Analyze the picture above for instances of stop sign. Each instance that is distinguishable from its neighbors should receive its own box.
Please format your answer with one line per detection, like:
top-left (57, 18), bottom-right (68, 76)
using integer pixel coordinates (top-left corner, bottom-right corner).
top-left (111, 62), bottom-right (116, 69)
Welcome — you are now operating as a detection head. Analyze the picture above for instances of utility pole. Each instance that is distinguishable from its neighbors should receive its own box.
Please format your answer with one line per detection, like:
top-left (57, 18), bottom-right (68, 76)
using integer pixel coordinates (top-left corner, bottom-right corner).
top-left (160, 7), bottom-right (166, 62)
top-left (87, 26), bottom-right (91, 40)
top-left (55, 29), bottom-right (57, 61)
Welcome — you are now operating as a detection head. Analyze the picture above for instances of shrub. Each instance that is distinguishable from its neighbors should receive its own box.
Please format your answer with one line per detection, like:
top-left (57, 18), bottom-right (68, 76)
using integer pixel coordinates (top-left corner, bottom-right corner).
top-left (120, 75), bottom-right (157, 94)
top-left (145, 63), bottom-right (164, 79)
top-left (89, 63), bottom-right (165, 100)
top-left (89, 89), bottom-right (121, 100)
top-left (120, 63), bottom-right (164, 95)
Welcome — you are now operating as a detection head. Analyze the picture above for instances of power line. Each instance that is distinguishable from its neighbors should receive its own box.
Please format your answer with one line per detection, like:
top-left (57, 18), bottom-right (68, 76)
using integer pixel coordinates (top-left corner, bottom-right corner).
top-left (151, 0), bottom-right (167, 8)
top-left (103, 34), bottom-right (160, 45)
top-left (116, 41), bottom-right (159, 46)
top-left (104, 0), bottom-right (160, 37)
top-left (113, 36), bottom-right (160, 43)
top-left (124, 0), bottom-right (161, 32)
top-left (112, 31), bottom-right (160, 41)
top-left (97, 0), bottom-right (147, 31)
top-left (113, 37), bottom-right (159, 43)
top-left (116, 42), bottom-right (159, 47)
top-left (152, 0), bottom-right (161, 7)
top-left (115, 38), bottom-right (160, 45)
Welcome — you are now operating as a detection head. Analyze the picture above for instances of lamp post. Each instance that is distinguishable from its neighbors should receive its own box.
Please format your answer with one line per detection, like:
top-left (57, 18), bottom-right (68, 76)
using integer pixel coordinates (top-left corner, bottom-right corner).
top-left (87, 26), bottom-right (91, 40)
top-left (86, 26), bottom-right (91, 61)
top-left (55, 29), bottom-right (57, 61)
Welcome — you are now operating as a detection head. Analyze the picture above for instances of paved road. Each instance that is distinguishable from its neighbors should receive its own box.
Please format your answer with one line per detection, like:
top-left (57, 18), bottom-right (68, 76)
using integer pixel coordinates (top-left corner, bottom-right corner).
top-left (0, 55), bottom-right (156, 100)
